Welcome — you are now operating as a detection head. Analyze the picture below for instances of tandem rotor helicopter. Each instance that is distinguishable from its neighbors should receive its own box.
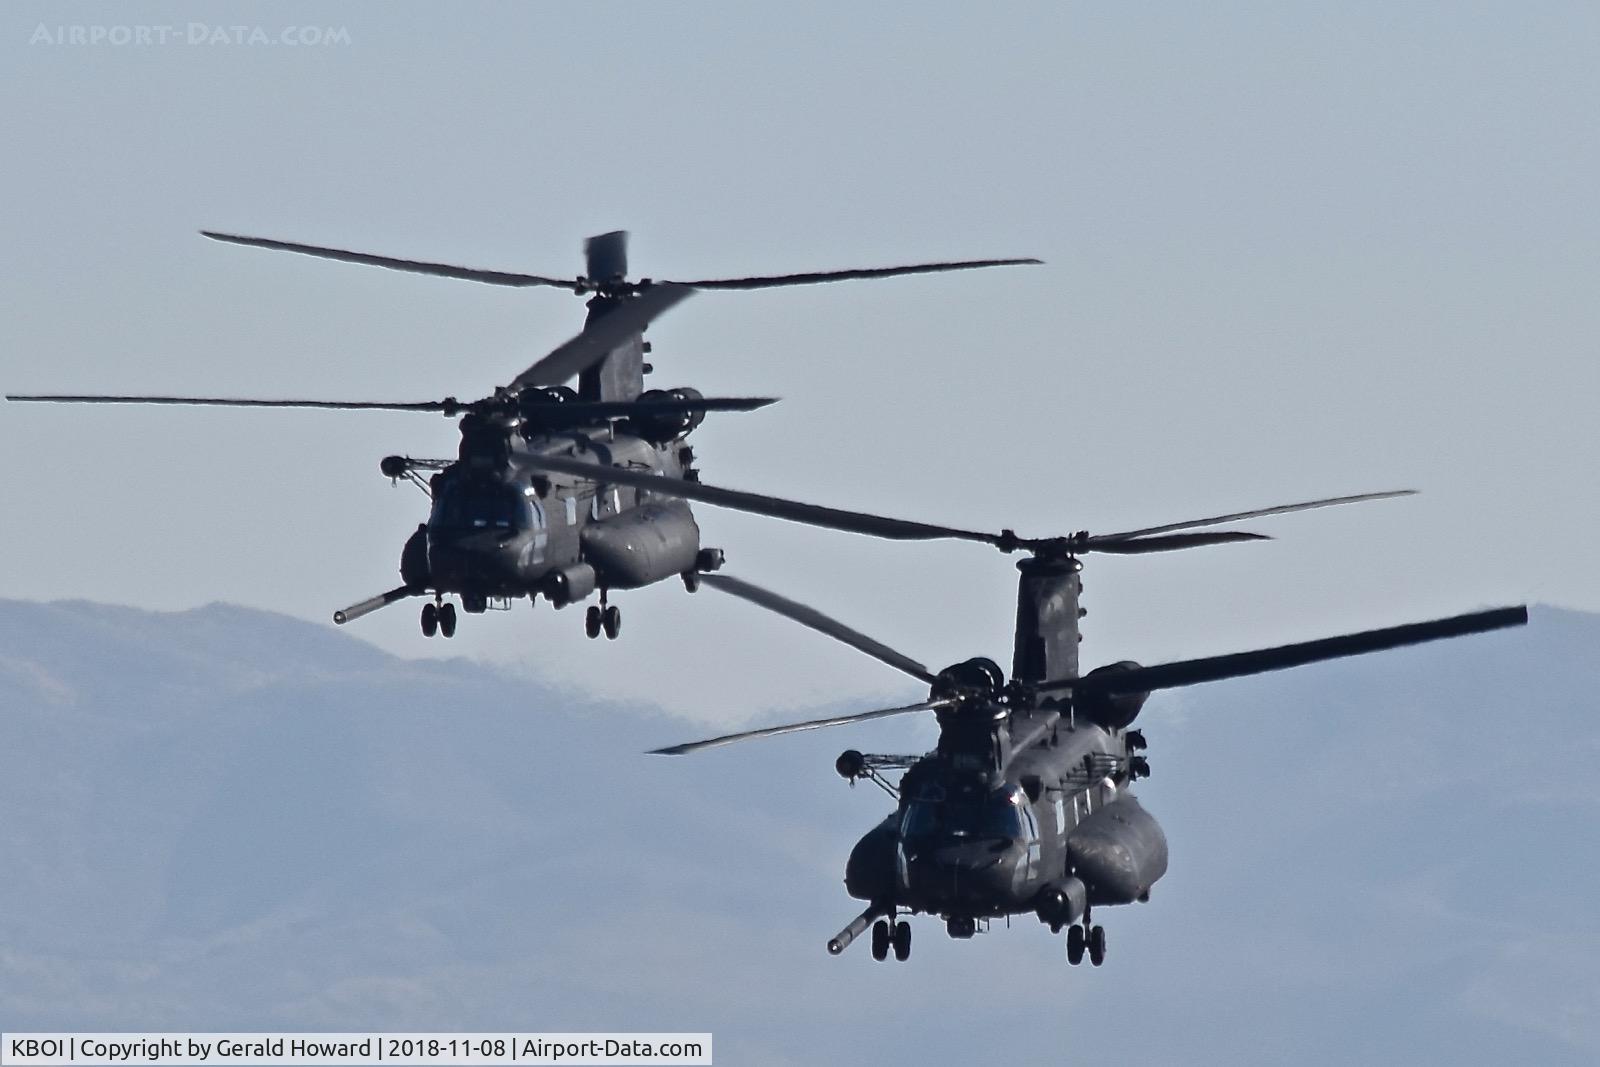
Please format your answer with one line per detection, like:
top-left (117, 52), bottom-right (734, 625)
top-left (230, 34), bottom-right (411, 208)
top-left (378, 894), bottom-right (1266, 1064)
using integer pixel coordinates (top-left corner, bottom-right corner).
top-left (505, 448), bottom-right (1529, 965)
top-left (7, 230), bottom-right (1036, 640)
top-left (8, 228), bottom-right (1530, 970)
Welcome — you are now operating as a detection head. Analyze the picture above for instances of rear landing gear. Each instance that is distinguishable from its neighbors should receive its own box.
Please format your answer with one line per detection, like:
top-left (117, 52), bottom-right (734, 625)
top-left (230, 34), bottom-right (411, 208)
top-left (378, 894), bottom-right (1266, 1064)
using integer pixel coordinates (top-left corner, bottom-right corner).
top-left (1066, 922), bottom-right (1106, 966)
top-left (438, 602), bottom-right (457, 639)
top-left (585, 593), bottom-right (622, 640)
top-left (871, 920), bottom-right (889, 961)
top-left (421, 602), bottom-right (437, 637)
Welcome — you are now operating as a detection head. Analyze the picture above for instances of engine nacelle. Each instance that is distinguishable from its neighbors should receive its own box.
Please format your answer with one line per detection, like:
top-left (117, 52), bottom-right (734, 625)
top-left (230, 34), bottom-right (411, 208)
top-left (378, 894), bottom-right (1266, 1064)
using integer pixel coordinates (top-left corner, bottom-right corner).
top-left (1075, 660), bottom-right (1149, 729)
top-left (543, 562), bottom-right (597, 607)
top-left (934, 656), bottom-right (1006, 698)
top-left (515, 386), bottom-right (579, 439)
top-left (632, 387), bottom-right (706, 442)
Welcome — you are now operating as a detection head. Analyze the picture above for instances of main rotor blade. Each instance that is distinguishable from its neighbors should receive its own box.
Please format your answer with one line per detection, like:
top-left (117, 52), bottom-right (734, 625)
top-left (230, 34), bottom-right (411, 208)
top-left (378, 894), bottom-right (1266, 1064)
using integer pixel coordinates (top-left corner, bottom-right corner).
top-left (649, 698), bottom-right (955, 756)
top-left (566, 396), bottom-right (777, 419)
top-left (1088, 490), bottom-right (1416, 545)
top-left (201, 231), bottom-right (581, 290)
top-left (6, 394), bottom-right (456, 412)
top-left (1084, 531), bottom-right (1270, 554)
top-left (1043, 605), bottom-right (1528, 697)
top-left (508, 283), bottom-right (694, 390)
top-left (671, 257), bottom-right (1042, 290)
top-left (7, 393), bottom-right (776, 422)
top-left (699, 573), bottom-right (935, 684)
top-left (509, 452), bottom-right (1007, 545)
top-left (204, 233), bottom-right (1039, 293)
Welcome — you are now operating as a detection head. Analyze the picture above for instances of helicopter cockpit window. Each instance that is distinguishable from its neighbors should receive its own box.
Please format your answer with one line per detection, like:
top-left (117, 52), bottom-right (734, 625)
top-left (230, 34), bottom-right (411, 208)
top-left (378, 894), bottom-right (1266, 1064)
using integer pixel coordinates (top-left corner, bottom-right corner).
top-left (901, 786), bottom-right (1029, 842)
top-left (430, 480), bottom-right (534, 531)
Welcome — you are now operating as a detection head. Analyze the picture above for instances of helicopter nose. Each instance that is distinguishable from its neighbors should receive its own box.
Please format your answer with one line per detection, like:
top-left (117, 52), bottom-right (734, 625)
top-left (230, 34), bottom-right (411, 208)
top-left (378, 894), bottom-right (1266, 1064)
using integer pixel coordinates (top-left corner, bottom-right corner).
top-left (427, 528), bottom-right (525, 586)
top-left (910, 842), bottom-right (1018, 906)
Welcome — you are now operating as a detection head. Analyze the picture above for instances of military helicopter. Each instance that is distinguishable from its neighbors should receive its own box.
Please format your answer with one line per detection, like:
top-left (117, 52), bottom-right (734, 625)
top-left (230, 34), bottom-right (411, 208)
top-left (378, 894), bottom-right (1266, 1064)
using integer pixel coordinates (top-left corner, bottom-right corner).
top-left (7, 231), bottom-right (1036, 640)
top-left (504, 453), bottom-right (1528, 964)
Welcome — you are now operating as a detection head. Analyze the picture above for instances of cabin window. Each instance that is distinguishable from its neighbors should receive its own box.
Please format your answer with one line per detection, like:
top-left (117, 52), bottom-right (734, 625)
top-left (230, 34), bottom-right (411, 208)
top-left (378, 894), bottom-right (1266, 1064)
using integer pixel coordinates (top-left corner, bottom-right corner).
top-left (1021, 802), bottom-right (1039, 844)
top-left (901, 786), bottom-right (1029, 842)
top-left (590, 486), bottom-right (623, 519)
top-left (1021, 800), bottom-right (1042, 876)
top-left (429, 480), bottom-right (534, 531)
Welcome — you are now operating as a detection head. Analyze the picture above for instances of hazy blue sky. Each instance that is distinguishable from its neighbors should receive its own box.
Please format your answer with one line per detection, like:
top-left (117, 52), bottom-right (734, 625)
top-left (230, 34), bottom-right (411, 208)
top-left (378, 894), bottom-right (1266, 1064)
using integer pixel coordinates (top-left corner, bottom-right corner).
top-left (3, 3), bottom-right (1594, 720)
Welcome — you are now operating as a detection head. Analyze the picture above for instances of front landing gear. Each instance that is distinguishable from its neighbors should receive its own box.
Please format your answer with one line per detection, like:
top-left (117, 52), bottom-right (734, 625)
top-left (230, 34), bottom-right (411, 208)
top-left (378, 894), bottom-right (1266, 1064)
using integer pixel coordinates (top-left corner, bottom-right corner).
top-left (870, 918), bottom-right (912, 962)
top-left (420, 599), bottom-right (457, 638)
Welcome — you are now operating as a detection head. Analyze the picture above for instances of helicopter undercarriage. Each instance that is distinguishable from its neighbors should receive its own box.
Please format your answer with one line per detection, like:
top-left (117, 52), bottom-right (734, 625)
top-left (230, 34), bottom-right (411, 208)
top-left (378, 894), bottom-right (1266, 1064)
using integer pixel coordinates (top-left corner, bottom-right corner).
top-left (829, 902), bottom-right (1109, 966)
top-left (940, 908), bottom-right (1108, 967)
top-left (406, 543), bottom-right (726, 642)
top-left (583, 588), bottom-right (623, 641)
top-left (870, 914), bottom-right (913, 963)
top-left (416, 592), bottom-right (520, 639)
top-left (419, 598), bottom-right (456, 639)
top-left (409, 586), bottom-right (621, 641)
top-left (1065, 914), bottom-right (1108, 967)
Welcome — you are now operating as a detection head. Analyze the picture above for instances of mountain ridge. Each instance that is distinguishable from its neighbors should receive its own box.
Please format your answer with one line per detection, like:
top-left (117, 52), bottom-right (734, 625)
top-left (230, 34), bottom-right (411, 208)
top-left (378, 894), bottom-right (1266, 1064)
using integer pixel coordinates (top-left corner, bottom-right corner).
top-left (0, 598), bottom-right (1594, 1065)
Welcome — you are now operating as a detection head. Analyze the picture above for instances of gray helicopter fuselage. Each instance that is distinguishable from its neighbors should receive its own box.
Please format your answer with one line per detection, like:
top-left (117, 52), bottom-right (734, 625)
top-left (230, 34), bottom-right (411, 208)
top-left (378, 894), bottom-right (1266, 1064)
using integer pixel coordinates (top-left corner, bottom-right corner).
top-left (407, 426), bottom-right (704, 609)
top-left (845, 713), bottom-right (1167, 925)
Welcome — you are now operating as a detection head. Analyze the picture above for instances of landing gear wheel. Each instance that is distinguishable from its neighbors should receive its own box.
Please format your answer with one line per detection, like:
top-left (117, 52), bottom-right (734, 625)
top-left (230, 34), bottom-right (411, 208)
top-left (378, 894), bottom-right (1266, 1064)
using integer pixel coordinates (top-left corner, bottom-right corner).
top-left (602, 604), bottom-right (621, 640)
top-left (438, 602), bottom-right (457, 639)
top-left (1066, 923), bottom-right (1085, 965)
top-left (420, 602), bottom-right (438, 638)
top-left (1088, 924), bottom-right (1106, 967)
top-left (870, 920), bottom-right (890, 962)
top-left (584, 605), bottom-right (602, 639)
top-left (892, 921), bottom-right (911, 961)
top-left (682, 571), bottom-right (700, 593)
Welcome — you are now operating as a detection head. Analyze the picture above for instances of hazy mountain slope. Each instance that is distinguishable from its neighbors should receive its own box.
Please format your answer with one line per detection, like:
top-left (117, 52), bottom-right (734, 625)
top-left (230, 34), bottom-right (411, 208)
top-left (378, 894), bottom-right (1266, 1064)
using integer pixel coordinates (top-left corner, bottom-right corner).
top-left (0, 600), bottom-right (1594, 1065)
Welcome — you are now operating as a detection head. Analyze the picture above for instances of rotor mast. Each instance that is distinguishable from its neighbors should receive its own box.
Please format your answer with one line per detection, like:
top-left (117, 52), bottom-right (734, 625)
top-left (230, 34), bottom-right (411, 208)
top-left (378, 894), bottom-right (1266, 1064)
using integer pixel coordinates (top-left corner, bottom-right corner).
top-left (577, 231), bottom-right (646, 404)
top-left (1012, 554), bottom-right (1082, 685)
